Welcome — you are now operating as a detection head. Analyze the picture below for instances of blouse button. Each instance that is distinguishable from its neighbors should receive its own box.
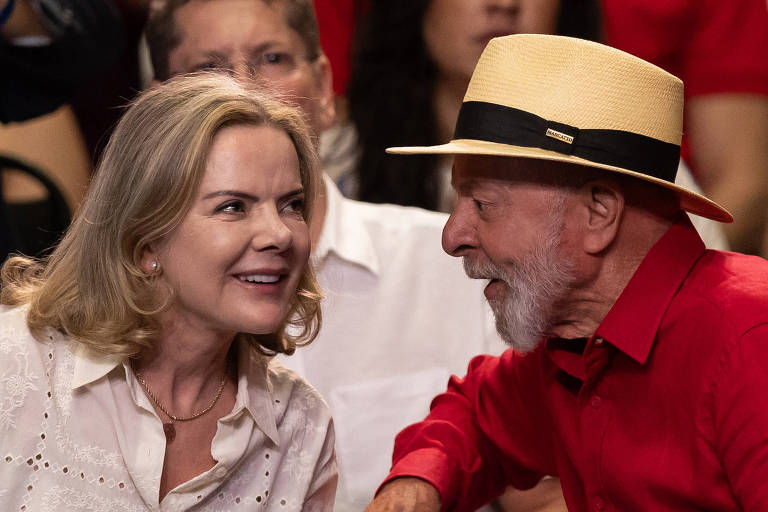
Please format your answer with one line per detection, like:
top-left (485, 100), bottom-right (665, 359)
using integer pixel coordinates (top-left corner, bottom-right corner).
top-left (590, 395), bottom-right (603, 409)
top-left (594, 337), bottom-right (604, 345)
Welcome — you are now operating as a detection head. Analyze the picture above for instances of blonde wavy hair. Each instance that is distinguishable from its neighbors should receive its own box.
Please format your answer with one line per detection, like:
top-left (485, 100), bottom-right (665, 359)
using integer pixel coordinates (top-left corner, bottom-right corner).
top-left (1, 72), bottom-right (322, 357)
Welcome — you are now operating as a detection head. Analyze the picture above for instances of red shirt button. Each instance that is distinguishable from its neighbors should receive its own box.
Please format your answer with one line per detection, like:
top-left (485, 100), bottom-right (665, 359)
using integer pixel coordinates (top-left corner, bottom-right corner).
top-left (595, 497), bottom-right (605, 510)
top-left (590, 395), bottom-right (602, 409)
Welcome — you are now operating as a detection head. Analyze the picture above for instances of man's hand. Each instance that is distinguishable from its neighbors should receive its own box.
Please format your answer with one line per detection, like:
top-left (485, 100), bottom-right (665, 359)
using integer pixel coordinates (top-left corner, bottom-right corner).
top-left (364, 477), bottom-right (442, 512)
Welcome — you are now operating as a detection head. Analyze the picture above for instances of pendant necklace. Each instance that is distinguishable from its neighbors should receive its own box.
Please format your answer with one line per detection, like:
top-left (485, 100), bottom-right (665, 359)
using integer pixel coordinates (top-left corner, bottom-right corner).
top-left (133, 364), bottom-right (228, 444)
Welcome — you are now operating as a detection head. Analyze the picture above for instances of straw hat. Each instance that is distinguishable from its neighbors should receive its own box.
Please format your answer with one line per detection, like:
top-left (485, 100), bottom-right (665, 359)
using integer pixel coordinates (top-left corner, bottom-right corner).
top-left (388, 34), bottom-right (732, 222)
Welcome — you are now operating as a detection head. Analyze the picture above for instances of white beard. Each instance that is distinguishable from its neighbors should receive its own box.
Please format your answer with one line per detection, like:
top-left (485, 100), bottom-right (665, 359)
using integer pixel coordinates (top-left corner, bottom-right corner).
top-left (463, 218), bottom-right (576, 353)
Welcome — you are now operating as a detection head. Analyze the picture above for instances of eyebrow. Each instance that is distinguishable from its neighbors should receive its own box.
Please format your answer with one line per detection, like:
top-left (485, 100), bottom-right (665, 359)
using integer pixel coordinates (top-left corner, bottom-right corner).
top-left (203, 190), bottom-right (259, 201)
top-left (202, 187), bottom-right (305, 202)
top-left (195, 41), bottom-right (280, 61)
top-left (247, 41), bottom-right (282, 58)
top-left (279, 188), bottom-right (306, 204)
top-left (195, 50), bottom-right (229, 65)
top-left (453, 179), bottom-right (475, 195)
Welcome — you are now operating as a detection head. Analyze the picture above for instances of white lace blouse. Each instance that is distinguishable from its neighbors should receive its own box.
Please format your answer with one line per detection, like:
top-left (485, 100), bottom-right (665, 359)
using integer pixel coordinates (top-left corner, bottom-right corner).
top-left (0, 306), bottom-right (337, 511)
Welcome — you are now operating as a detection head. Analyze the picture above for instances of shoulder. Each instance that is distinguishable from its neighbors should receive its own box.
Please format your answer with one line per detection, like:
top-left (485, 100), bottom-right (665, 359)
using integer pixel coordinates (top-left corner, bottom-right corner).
top-left (681, 252), bottom-right (768, 411)
top-left (0, 304), bottom-right (32, 332)
top-left (0, 305), bottom-right (67, 433)
top-left (0, 304), bottom-right (74, 356)
top-left (685, 250), bottom-right (768, 333)
top-left (0, 305), bottom-right (46, 359)
top-left (266, 358), bottom-right (332, 423)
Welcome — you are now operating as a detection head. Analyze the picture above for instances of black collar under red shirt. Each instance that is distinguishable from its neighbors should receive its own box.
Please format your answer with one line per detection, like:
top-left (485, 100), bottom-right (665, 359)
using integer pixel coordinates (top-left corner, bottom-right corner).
top-left (545, 216), bottom-right (707, 381)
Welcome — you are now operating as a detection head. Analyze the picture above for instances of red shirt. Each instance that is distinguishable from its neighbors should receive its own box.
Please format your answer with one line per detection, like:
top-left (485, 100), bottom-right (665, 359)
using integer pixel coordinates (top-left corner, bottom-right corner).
top-left (383, 219), bottom-right (768, 511)
top-left (600, 0), bottom-right (768, 167)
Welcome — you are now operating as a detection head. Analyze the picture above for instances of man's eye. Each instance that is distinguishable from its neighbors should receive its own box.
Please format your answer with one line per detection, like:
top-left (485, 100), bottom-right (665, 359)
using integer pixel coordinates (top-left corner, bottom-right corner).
top-left (473, 199), bottom-right (486, 211)
top-left (263, 52), bottom-right (285, 65)
top-left (193, 62), bottom-right (222, 72)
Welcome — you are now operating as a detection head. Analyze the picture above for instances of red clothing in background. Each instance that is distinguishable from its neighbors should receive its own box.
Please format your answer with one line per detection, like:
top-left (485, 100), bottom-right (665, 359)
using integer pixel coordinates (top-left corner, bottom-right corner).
top-left (601, 0), bottom-right (768, 168)
top-left (383, 218), bottom-right (768, 511)
top-left (312, 0), bottom-right (369, 96)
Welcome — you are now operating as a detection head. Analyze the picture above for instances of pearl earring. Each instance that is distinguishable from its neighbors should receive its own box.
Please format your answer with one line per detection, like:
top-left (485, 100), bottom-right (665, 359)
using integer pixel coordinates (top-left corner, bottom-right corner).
top-left (150, 261), bottom-right (159, 272)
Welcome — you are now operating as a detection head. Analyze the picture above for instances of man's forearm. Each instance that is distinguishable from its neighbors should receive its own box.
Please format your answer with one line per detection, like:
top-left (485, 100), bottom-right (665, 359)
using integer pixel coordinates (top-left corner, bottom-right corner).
top-left (365, 477), bottom-right (441, 512)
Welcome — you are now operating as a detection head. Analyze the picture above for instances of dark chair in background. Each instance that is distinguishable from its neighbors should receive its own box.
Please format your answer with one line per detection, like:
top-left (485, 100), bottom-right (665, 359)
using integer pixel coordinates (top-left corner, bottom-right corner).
top-left (1, 155), bottom-right (71, 262)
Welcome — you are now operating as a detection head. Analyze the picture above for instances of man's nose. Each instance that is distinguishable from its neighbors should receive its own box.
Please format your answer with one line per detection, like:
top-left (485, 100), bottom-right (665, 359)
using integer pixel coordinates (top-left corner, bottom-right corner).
top-left (442, 201), bottom-right (477, 257)
top-left (232, 58), bottom-right (260, 79)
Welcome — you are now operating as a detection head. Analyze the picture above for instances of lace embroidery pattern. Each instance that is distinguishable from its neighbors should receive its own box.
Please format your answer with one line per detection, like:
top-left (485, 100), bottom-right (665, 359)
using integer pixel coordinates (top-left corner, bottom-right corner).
top-left (0, 309), bottom-right (139, 511)
top-left (40, 486), bottom-right (147, 512)
top-left (0, 322), bottom-right (40, 431)
top-left (0, 307), bottom-right (337, 510)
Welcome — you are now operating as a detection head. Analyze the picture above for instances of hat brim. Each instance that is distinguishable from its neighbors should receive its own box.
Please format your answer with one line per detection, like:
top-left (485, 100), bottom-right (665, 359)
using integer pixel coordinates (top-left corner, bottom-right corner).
top-left (388, 139), bottom-right (732, 223)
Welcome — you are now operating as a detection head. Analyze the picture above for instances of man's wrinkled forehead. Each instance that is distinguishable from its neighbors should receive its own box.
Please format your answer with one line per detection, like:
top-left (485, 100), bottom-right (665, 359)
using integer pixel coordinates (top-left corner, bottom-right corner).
top-left (454, 154), bottom-right (552, 183)
top-left (173, 0), bottom-right (287, 41)
top-left (173, 0), bottom-right (317, 57)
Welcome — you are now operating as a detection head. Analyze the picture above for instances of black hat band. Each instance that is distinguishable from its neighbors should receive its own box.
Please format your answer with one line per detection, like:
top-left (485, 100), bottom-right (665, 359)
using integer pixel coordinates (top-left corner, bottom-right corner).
top-left (454, 101), bottom-right (680, 182)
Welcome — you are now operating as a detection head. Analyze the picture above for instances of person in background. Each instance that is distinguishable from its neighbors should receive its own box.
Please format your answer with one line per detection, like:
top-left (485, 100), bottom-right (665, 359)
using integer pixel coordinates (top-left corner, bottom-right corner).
top-left (0, 73), bottom-right (336, 510)
top-left (344, 0), bottom-right (568, 210)
top-left (365, 34), bottom-right (768, 511)
top-left (601, 0), bottom-right (768, 257)
top-left (144, 2), bottom-right (564, 510)
top-left (0, 0), bottom-right (123, 124)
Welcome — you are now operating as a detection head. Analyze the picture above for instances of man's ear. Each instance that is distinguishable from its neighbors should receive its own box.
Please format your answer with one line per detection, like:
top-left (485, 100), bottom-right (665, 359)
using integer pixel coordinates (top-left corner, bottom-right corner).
top-left (312, 54), bottom-right (336, 131)
top-left (577, 179), bottom-right (624, 254)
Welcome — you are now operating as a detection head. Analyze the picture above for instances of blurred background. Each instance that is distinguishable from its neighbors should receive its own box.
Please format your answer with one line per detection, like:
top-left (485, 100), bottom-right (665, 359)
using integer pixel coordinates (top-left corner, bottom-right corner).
top-left (2, 0), bottom-right (766, 260)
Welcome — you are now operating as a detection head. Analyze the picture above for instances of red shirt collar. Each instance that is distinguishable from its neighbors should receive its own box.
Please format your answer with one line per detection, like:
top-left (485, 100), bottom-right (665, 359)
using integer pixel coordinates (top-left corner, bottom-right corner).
top-left (545, 217), bottom-right (706, 379)
top-left (595, 216), bottom-right (705, 364)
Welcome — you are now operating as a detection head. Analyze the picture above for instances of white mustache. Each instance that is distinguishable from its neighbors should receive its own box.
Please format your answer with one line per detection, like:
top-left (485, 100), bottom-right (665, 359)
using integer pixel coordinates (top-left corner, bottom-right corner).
top-left (463, 257), bottom-right (507, 281)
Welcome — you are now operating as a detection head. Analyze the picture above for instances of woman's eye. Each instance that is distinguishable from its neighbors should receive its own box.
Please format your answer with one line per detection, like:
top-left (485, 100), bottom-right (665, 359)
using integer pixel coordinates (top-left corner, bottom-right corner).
top-left (282, 197), bottom-right (305, 214)
top-left (217, 201), bottom-right (245, 214)
top-left (473, 199), bottom-right (486, 211)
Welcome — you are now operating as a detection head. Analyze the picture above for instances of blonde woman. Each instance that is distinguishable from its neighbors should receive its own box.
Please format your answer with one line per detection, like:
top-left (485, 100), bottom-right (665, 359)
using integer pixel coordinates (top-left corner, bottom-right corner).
top-left (0, 73), bottom-right (336, 510)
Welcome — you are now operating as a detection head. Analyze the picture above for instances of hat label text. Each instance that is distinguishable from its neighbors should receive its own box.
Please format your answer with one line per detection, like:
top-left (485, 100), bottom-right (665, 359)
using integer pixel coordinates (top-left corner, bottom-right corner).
top-left (546, 128), bottom-right (574, 144)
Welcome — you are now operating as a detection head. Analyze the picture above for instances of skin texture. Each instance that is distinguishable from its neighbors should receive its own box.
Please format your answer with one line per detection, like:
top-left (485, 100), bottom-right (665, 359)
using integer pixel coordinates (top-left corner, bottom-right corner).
top-left (148, 124), bottom-right (309, 340)
top-left (138, 124), bottom-right (310, 499)
top-left (444, 158), bottom-right (569, 297)
top-left (166, 0), bottom-right (335, 137)
top-left (364, 477), bottom-right (441, 512)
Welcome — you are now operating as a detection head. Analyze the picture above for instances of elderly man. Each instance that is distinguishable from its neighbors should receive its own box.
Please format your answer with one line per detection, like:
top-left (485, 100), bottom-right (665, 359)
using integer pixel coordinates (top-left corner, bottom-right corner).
top-left (143, 2), bottom-right (553, 511)
top-left (366, 34), bottom-right (768, 512)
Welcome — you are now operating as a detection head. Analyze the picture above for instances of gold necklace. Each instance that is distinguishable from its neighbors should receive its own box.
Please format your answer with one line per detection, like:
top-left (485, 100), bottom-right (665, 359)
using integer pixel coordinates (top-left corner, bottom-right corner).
top-left (133, 365), bottom-right (228, 443)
